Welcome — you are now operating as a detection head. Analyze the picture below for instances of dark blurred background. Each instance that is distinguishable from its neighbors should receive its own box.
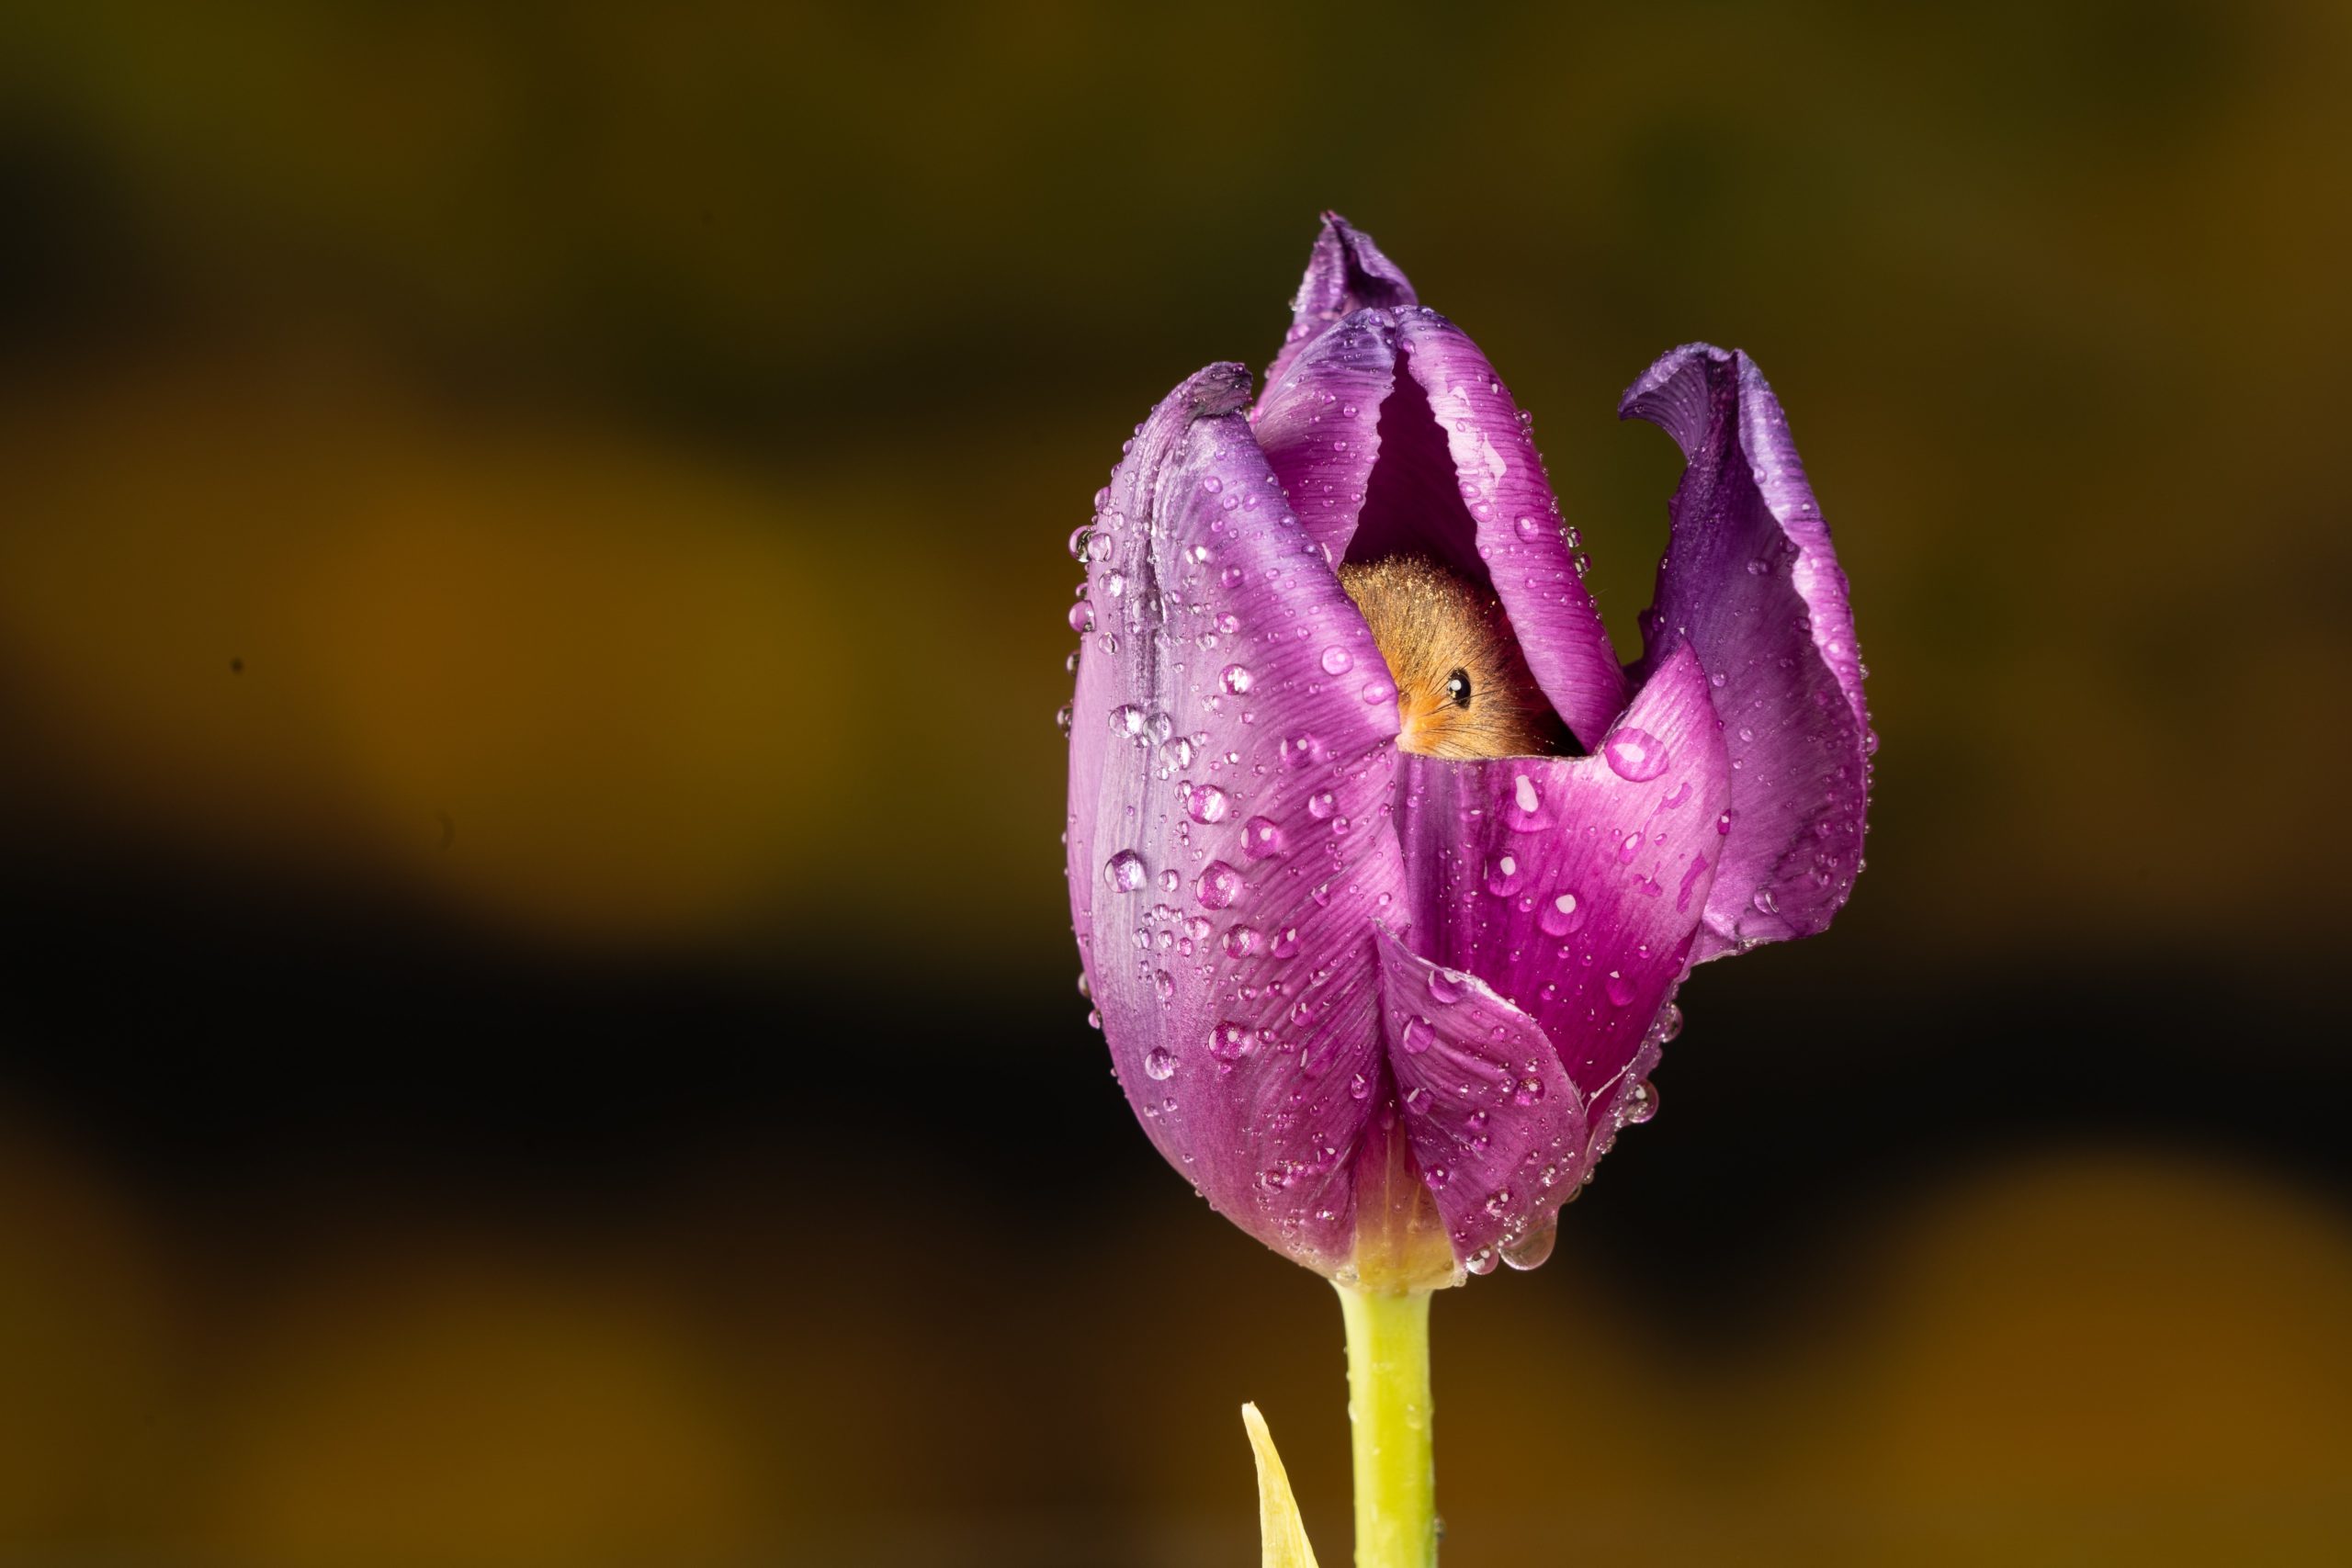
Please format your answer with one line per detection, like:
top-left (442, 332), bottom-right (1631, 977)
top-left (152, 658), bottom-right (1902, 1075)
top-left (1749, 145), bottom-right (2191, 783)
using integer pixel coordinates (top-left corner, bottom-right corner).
top-left (2, 4), bottom-right (2347, 1564)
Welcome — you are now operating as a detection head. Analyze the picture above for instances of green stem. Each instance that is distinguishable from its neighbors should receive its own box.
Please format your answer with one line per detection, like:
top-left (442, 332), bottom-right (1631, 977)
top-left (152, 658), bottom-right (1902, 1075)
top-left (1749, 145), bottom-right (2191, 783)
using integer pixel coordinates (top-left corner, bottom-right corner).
top-left (1336, 1282), bottom-right (1436, 1568)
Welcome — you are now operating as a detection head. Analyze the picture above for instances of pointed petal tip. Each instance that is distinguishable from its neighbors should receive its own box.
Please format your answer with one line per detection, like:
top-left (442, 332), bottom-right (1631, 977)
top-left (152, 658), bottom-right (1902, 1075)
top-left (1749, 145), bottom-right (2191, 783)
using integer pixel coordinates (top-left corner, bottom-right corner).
top-left (1244, 1402), bottom-right (1322, 1568)
top-left (1266, 213), bottom-right (1419, 390)
top-left (1182, 360), bottom-right (1254, 418)
top-left (1618, 343), bottom-right (1871, 957)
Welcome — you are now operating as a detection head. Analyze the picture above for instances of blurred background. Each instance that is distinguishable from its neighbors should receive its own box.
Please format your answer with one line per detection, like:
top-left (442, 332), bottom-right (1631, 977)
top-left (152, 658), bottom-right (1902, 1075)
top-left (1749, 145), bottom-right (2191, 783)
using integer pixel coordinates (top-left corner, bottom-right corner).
top-left (1, 3), bottom-right (2346, 1563)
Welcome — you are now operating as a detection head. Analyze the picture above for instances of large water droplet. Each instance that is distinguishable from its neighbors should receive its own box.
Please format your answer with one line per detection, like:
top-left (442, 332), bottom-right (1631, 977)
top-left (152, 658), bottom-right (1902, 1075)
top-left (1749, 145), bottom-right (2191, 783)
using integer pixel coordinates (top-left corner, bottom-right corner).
top-left (1539, 890), bottom-right (1586, 936)
top-left (1184, 784), bottom-right (1229, 824)
top-left (1427, 967), bottom-right (1469, 1005)
top-left (1499, 1214), bottom-right (1558, 1271)
top-left (1195, 861), bottom-right (1242, 909)
top-left (1208, 1021), bottom-right (1254, 1063)
top-left (1241, 816), bottom-right (1284, 859)
top-left (1102, 851), bottom-right (1147, 892)
top-left (1603, 970), bottom-right (1636, 1007)
top-left (1400, 1016), bottom-right (1437, 1055)
top-left (1220, 663), bottom-right (1253, 695)
top-left (1485, 854), bottom-right (1521, 897)
top-left (1143, 1047), bottom-right (1176, 1080)
top-left (1320, 646), bottom-right (1353, 675)
top-left (1601, 727), bottom-right (1668, 782)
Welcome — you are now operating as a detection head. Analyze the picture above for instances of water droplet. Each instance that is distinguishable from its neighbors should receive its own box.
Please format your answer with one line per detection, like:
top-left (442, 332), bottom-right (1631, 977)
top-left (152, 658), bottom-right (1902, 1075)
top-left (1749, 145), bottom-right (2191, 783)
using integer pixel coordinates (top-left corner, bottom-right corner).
top-left (1281, 732), bottom-right (1326, 769)
top-left (1222, 924), bottom-right (1259, 958)
top-left (1716, 810), bottom-right (1736, 836)
top-left (1513, 514), bottom-right (1546, 541)
top-left (1241, 816), bottom-right (1285, 859)
top-left (1067, 601), bottom-right (1092, 634)
top-left (1102, 851), bottom-right (1147, 892)
top-left (1622, 1080), bottom-right (1658, 1125)
top-left (1427, 967), bottom-right (1468, 1005)
top-left (1195, 862), bottom-right (1242, 909)
top-left (1307, 790), bottom-right (1337, 819)
top-left (1539, 890), bottom-right (1586, 936)
top-left (1054, 703), bottom-right (1074, 736)
top-left (1108, 704), bottom-right (1145, 739)
top-left (1752, 886), bottom-right (1779, 916)
top-left (1604, 970), bottom-right (1636, 1007)
top-left (1220, 663), bottom-right (1253, 695)
top-left (1209, 1021), bottom-right (1254, 1063)
top-left (1401, 1016), bottom-right (1437, 1055)
top-left (1485, 854), bottom-right (1521, 897)
top-left (1464, 1247), bottom-right (1498, 1276)
top-left (1184, 784), bottom-right (1230, 824)
top-left (1272, 926), bottom-right (1301, 958)
top-left (1319, 646), bottom-right (1353, 675)
top-left (1499, 1214), bottom-right (1558, 1270)
top-left (1144, 1047), bottom-right (1176, 1080)
top-left (1068, 525), bottom-right (1093, 561)
top-left (1601, 727), bottom-right (1668, 782)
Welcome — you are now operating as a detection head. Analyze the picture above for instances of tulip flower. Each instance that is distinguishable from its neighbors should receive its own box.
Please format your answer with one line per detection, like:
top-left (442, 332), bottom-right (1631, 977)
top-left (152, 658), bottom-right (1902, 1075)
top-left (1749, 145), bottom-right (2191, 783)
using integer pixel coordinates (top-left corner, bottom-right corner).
top-left (1063, 214), bottom-right (1870, 1565)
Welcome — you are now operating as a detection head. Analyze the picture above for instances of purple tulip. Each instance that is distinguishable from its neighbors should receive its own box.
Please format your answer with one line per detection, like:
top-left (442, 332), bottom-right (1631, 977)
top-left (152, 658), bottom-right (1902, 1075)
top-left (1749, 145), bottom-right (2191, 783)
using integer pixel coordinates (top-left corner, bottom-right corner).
top-left (1065, 215), bottom-right (1871, 1285)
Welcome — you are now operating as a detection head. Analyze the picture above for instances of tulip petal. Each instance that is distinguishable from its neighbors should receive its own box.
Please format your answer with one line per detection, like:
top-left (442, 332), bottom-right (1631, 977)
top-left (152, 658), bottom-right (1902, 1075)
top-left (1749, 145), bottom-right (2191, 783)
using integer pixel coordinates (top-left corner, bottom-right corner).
top-left (1251, 307), bottom-right (1399, 569)
top-left (1069, 361), bottom-right (1409, 1275)
top-left (1620, 346), bottom-right (1871, 959)
top-left (1263, 211), bottom-right (1417, 393)
top-left (1391, 644), bottom-right (1731, 1157)
top-left (1256, 299), bottom-right (1629, 749)
top-left (1372, 924), bottom-right (1588, 1270)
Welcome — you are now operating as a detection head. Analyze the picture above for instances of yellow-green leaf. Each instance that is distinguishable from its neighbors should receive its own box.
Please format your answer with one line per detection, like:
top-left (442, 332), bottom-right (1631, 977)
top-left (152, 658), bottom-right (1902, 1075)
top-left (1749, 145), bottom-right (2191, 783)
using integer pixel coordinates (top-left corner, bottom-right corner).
top-left (1241, 1402), bottom-right (1321, 1568)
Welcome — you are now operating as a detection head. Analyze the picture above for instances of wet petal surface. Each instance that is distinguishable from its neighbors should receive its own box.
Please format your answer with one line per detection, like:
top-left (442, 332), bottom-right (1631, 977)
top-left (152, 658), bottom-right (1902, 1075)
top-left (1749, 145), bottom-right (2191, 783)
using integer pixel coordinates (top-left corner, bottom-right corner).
top-left (1620, 345), bottom-right (1871, 958)
top-left (1391, 644), bottom-right (1730, 1158)
top-left (1372, 924), bottom-right (1589, 1271)
top-left (1067, 362), bottom-right (1406, 1273)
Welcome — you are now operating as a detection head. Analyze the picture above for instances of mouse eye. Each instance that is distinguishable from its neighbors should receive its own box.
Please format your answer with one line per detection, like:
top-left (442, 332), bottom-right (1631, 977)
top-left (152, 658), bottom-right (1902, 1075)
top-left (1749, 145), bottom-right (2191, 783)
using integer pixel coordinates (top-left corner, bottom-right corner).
top-left (1443, 668), bottom-right (1473, 709)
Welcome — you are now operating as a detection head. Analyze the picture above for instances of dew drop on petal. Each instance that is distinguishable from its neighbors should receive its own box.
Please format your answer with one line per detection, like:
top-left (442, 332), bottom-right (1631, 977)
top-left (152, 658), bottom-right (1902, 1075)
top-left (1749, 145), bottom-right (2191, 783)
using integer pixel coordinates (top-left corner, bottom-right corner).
top-left (1102, 851), bottom-right (1147, 892)
top-left (1184, 784), bottom-right (1229, 824)
top-left (1539, 890), bottom-right (1586, 936)
top-left (1195, 862), bottom-right (1242, 909)
top-left (1143, 1047), bottom-right (1176, 1081)
top-left (1401, 1016), bottom-right (1437, 1055)
top-left (1241, 816), bottom-right (1285, 859)
top-left (1601, 727), bottom-right (1668, 782)
top-left (1220, 663), bottom-right (1254, 695)
top-left (1500, 1214), bottom-right (1558, 1270)
top-left (1320, 646), bottom-right (1353, 675)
